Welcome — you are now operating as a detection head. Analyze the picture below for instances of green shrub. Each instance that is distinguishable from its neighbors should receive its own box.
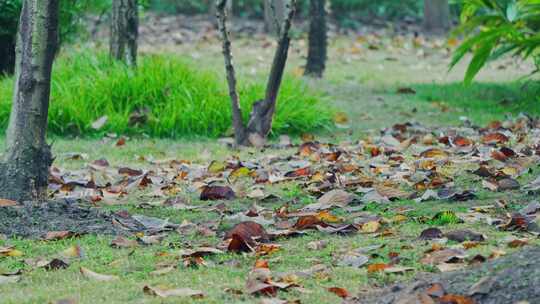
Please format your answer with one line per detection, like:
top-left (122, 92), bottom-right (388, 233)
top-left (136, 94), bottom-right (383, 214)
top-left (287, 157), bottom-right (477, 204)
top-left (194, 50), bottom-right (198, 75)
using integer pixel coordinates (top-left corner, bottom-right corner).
top-left (0, 52), bottom-right (332, 138)
top-left (451, 0), bottom-right (540, 83)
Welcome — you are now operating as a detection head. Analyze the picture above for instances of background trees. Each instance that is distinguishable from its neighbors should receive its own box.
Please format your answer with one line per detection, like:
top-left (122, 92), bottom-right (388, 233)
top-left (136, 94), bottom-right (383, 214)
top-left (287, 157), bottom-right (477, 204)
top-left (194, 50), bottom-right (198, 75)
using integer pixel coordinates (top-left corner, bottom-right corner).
top-left (0, 0), bottom-right (59, 202)
top-left (305, 0), bottom-right (327, 77)
top-left (110, 0), bottom-right (138, 66)
top-left (423, 0), bottom-right (451, 34)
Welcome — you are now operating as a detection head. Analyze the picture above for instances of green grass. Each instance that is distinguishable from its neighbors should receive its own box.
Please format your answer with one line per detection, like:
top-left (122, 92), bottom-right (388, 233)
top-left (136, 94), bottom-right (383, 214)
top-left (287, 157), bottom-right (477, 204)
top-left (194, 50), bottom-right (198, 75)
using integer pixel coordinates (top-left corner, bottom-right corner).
top-left (411, 81), bottom-right (540, 125)
top-left (0, 51), bottom-right (333, 138)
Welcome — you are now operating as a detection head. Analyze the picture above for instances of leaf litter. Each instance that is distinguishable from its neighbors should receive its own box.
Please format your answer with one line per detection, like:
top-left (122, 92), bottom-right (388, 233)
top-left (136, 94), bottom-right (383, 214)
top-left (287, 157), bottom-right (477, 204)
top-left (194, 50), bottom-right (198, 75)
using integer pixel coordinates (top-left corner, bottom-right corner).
top-left (2, 116), bottom-right (540, 300)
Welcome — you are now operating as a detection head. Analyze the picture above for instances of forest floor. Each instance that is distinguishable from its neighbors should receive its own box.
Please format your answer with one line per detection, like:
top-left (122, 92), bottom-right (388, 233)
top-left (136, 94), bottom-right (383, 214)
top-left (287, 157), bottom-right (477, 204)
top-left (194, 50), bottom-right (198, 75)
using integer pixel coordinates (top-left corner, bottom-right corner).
top-left (1, 21), bottom-right (540, 304)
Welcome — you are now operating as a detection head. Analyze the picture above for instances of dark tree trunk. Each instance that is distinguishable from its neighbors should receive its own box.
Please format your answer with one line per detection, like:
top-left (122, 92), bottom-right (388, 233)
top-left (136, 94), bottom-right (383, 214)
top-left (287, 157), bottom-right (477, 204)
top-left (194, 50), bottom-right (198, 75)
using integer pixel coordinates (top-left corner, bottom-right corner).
top-left (305, 0), bottom-right (327, 77)
top-left (0, 0), bottom-right (59, 202)
top-left (110, 0), bottom-right (138, 66)
top-left (424, 0), bottom-right (451, 34)
top-left (216, 0), bottom-right (247, 145)
top-left (264, 0), bottom-right (286, 35)
top-left (0, 36), bottom-right (16, 75)
top-left (217, 0), bottom-right (297, 146)
top-left (245, 2), bottom-right (296, 143)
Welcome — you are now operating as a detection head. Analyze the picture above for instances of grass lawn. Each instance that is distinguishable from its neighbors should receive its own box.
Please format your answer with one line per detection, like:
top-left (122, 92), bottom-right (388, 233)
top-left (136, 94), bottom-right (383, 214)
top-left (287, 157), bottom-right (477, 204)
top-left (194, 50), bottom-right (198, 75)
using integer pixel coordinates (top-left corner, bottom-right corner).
top-left (1, 34), bottom-right (540, 304)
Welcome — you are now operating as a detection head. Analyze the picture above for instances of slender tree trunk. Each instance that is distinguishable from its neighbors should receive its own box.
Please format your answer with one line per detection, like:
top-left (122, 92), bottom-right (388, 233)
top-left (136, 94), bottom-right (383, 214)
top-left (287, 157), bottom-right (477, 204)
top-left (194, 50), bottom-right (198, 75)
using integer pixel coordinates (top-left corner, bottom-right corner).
top-left (245, 1), bottom-right (296, 143)
top-left (0, 0), bottom-right (59, 202)
top-left (0, 36), bottom-right (16, 75)
top-left (216, 0), bottom-right (247, 145)
top-left (264, 0), bottom-right (286, 35)
top-left (217, 0), bottom-right (297, 146)
top-left (210, 0), bottom-right (232, 27)
top-left (305, 0), bottom-right (327, 77)
top-left (424, 0), bottom-right (451, 34)
top-left (110, 0), bottom-right (138, 66)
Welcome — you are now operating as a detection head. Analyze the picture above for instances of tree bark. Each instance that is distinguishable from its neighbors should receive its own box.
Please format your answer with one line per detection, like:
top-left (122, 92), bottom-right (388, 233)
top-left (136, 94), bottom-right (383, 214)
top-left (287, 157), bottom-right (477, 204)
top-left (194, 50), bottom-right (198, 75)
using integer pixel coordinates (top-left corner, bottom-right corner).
top-left (210, 0), bottom-right (232, 27)
top-left (216, 0), bottom-right (247, 145)
top-left (305, 0), bottom-right (327, 78)
top-left (264, 0), bottom-right (286, 35)
top-left (0, 0), bottom-right (59, 202)
top-left (424, 0), bottom-right (451, 34)
top-left (0, 36), bottom-right (16, 75)
top-left (217, 0), bottom-right (297, 146)
top-left (245, 0), bottom-right (296, 143)
top-left (110, 0), bottom-right (138, 66)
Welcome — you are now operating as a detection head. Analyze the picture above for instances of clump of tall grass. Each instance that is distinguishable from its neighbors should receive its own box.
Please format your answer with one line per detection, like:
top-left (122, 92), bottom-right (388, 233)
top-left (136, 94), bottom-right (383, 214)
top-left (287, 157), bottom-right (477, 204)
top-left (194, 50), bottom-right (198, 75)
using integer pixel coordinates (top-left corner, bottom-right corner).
top-left (0, 51), bottom-right (332, 138)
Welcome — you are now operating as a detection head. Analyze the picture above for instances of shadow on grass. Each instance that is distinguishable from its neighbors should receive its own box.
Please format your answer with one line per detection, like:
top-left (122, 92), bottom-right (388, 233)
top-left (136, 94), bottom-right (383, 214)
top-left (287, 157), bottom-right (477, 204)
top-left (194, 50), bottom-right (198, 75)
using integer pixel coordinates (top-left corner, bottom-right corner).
top-left (411, 81), bottom-right (540, 122)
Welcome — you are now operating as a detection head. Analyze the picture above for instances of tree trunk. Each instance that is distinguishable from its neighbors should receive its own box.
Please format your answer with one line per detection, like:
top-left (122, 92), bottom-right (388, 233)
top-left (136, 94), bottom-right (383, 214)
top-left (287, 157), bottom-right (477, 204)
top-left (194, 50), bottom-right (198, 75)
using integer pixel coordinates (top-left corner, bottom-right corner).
top-left (305, 0), bottom-right (327, 77)
top-left (216, 0), bottom-right (248, 145)
top-left (110, 0), bottom-right (138, 66)
top-left (264, 0), bottom-right (286, 35)
top-left (424, 0), bottom-right (451, 34)
top-left (245, 1), bottom-right (296, 143)
top-left (210, 0), bottom-right (232, 27)
top-left (217, 0), bottom-right (297, 146)
top-left (0, 36), bottom-right (16, 75)
top-left (0, 0), bottom-right (59, 202)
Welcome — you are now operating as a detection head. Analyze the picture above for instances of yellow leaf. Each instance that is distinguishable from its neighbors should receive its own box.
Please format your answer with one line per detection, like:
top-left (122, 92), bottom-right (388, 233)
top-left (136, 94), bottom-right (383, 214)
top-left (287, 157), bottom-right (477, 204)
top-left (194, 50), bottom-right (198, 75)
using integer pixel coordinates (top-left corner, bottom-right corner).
top-left (361, 221), bottom-right (380, 233)
top-left (230, 167), bottom-right (251, 179)
top-left (208, 160), bottom-right (226, 173)
top-left (316, 211), bottom-right (342, 223)
top-left (391, 214), bottom-right (408, 223)
top-left (6, 249), bottom-right (23, 257)
top-left (333, 112), bottom-right (349, 124)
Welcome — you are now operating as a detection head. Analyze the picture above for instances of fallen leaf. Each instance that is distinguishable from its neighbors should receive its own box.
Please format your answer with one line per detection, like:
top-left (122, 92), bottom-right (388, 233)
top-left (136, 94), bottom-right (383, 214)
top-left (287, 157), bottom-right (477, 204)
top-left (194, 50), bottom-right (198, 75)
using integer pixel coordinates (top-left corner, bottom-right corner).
top-left (0, 199), bottom-right (18, 207)
top-left (143, 285), bottom-right (204, 298)
top-left (200, 185), bottom-right (236, 200)
top-left (419, 228), bottom-right (443, 240)
top-left (438, 294), bottom-right (475, 304)
top-left (367, 263), bottom-right (390, 273)
top-left (80, 267), bottom-right (118, 281)
top-left (91, 115), bottom-right (108, 130)
top-left (328, 287), bottom-right (349, 298)
top-left (445, 230), bottom-right (485, 243)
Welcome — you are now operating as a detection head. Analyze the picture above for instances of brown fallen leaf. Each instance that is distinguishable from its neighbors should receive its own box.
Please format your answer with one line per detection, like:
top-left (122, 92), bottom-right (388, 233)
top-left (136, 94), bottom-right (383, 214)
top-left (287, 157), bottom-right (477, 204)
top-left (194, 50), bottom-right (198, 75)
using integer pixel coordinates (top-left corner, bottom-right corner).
top-left (110, 236), bottom-right (139, 248)
top-left (327, 287), bottom-right (349, 298)
top-left (367, 263), bottom-right (390, 273)
top-left (225, 221), bottom-right (269, 242)
top-left (200, 185), bottom-right (236, 200)
top-left (143, 285), bottom-right (205, 298)
top-left (80, 267), bottom-right (118, 281)
top-left (438, 294), bottom-right (475, 304)
top-left (44, 231), bottom-right (77, 241)
top-left (0, 199), bottom-right (18, 207)
top-left (293, 215), bottom-right (329, 230)
top-left (419, 227), bottom-right (443, 240)
top-left (426, 282), bottom-right (446, 297)
top-left (482, 132), bottom-right (509, 144)
top-left (421, 249), bottom-right (465, 266)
